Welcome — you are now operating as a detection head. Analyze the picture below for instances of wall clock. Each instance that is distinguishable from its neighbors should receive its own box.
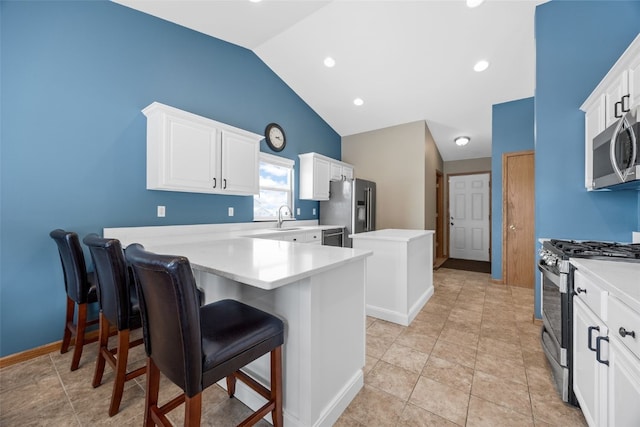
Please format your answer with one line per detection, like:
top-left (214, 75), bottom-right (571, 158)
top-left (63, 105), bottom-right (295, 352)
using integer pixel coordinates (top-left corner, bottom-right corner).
top-left (265, 123), bottom-right (286, 152)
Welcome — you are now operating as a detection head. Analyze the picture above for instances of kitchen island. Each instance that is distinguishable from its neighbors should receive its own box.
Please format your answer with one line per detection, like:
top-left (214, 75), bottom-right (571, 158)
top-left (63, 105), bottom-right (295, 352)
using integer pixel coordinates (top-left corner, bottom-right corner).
top-left (351, 229), bottom-right (434, 326)
top-left (104, 224), bottom-right (371, 427)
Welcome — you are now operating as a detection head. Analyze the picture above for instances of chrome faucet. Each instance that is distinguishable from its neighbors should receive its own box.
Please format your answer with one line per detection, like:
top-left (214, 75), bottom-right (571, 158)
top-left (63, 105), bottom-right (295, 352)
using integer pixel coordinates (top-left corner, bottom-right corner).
top-left (277, 205), bottom-right (292, 229)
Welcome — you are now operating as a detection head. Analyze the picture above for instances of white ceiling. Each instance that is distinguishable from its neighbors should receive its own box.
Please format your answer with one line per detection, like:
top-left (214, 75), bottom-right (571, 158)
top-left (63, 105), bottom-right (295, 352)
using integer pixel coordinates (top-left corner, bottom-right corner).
top-left (114, 0), bottom-right (545, 161)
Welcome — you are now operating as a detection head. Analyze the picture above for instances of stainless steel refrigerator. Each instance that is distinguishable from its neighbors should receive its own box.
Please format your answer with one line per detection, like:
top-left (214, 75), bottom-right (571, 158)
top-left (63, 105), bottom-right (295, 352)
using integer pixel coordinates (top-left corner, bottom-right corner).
top-left (320, 178), bottom-right (376, 247)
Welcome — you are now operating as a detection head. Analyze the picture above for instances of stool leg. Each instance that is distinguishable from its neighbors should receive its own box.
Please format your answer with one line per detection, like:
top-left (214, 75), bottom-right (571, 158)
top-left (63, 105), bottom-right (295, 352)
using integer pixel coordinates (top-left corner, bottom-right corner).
top-left (144, 357), bottom-right (160, 427)
top-left (271, 346), bottom-right (283, 427)
top-left (92, 313), bottom-right (109, 388)
top-left (226, 374), bottom-right (236, 397)
top-left (61, 297), bottom-right (75, 354)
top-left (70, 302), bottom-right (88, 371)
top-left (184, 393), bottom-right (202, 427)
top-left (108, 329), bottom-right (130, 416)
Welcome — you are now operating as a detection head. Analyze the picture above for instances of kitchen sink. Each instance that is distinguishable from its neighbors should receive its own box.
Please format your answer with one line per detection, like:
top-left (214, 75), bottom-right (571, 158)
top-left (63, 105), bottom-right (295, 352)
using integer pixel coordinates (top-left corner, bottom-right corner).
top-left (269, 227), bottom-right (303, 231)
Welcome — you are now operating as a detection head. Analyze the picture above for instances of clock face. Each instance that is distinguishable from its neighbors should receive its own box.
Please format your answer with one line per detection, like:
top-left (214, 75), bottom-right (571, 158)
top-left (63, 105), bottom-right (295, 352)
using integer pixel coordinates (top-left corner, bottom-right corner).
top-left (265, 123), bottom-right (286, 152)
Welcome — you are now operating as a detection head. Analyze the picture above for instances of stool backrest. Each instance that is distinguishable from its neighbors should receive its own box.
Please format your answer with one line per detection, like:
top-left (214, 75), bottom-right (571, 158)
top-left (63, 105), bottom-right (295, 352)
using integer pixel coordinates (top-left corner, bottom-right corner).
top-left (50, 229), bottom-right (91, 304)
top-left (125, 243), bottom-right (203, 396)
top-left (83, 234), bottom-right (134, 330)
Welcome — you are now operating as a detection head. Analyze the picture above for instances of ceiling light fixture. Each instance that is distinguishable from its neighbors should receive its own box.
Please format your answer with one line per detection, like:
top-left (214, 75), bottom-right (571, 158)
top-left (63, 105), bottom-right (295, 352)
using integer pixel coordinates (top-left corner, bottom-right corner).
top-left (473, 60), bottom-right (489, 72)
top-left (466, 0), bottom-right (485, 8)
top-left (324, 57), bottom-right (336, 68)
top-left (353, 98), bottom-right (364, 106)
top-left (454, 136), bottom-right (470, 146)
top-left (249, 0), bottom-right (262, 3)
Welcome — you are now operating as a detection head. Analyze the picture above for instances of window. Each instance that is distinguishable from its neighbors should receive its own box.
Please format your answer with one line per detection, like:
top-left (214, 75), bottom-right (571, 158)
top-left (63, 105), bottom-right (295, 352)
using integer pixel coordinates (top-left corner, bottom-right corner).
top-left (253, 153), bottom-right (295, 221)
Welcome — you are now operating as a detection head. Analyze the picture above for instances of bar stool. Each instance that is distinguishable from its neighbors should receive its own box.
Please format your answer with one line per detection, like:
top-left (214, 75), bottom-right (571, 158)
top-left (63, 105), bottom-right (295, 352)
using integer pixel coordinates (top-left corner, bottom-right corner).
top-left (83, 234), bottom-right (146, 416)
top-left (125, 243), bottom-right (284, 427)
top-left (50, 229), bottom-right (99, 371)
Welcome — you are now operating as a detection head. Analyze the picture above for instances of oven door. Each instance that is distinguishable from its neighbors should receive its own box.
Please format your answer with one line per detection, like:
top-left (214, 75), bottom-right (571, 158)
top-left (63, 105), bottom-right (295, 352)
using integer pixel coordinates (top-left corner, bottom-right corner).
top-left (539, 261), bottom-right (570, 366)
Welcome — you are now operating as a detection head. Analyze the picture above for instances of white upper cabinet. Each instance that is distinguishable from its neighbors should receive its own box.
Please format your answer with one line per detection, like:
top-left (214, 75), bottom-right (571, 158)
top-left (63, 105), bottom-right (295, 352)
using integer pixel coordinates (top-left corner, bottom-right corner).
top-left (299, 152), bottom-right (354, 200)
top-left (330, 160), bottom-right (354, 181)
top-left (581, 34), bottom-right (640, 191)
top-left (143, 102), bottom-right (261, 196)
top-left (299, 152), bottom-right (330, 200)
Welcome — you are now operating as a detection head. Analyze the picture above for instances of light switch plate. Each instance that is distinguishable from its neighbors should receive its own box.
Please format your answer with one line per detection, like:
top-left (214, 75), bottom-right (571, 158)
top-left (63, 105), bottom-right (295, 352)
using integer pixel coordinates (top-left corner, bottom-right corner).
top-left (228, 207), bottom-right (234, 217)
top-left (313, 208), bottom-right (316, 215)
top-left (157, 206), bottom-right (165, 217)
top-left (296, 208), bottom-right (300, 216)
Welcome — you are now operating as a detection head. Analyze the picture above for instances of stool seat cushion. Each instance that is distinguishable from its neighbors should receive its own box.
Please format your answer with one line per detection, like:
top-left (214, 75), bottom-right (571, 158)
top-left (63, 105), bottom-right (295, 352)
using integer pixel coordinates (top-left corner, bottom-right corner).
top-left (201, 300), bottom-right (284, 384)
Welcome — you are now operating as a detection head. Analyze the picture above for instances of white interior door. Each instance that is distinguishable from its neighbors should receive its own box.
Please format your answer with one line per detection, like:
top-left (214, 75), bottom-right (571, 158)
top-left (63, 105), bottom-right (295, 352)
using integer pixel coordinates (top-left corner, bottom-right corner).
top-left (449, 173), bottom-right (490, 261)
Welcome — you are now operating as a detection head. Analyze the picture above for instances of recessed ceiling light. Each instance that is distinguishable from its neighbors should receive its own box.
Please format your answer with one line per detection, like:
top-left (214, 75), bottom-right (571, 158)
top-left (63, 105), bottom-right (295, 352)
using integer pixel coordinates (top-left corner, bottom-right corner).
top-left (454, 136), bottom-right (470, 146)
top-left (466, 0), bottom-right (485, 8)
top-left (249, 0), bottom-right (262, 3)
top-left (324, 57), bottom-right (336, 68)
top-left (474, 60), bottom-right (489, 72)
top-left (353, 98), bottom-right (364, 106)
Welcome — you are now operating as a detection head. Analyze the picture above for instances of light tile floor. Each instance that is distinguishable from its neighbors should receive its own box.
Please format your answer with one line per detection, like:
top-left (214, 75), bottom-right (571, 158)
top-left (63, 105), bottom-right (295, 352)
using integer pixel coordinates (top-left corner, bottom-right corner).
top-left (0, 268), bottom-right (586, 426)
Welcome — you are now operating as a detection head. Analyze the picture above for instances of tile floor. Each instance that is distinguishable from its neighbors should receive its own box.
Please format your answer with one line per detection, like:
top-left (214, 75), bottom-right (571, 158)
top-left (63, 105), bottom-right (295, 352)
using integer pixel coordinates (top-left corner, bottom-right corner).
top-left (0, 268), bottom-right (587, 426)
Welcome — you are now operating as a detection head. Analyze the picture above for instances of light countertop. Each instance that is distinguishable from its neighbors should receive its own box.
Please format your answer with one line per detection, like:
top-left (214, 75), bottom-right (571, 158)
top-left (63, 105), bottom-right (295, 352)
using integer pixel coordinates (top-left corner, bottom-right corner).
top-left (350, 228), bottom-right (434, 242)
top-left (570, 258), bottom-right (640, 313)
top-left (136, 235), bottom-right (370, 291)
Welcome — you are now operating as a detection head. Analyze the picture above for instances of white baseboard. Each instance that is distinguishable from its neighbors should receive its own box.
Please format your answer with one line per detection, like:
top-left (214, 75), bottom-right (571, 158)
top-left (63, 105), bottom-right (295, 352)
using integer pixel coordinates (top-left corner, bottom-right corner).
top-left (366, 286), bottom-right (434, 326)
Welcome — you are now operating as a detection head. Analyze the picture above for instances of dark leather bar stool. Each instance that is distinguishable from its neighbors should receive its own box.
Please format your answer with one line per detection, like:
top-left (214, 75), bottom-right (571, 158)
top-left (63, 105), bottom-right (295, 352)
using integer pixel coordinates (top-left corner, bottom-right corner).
top-left (50, 229), bottom-right (99, 371)
top-left (83, 234), bottom-right (146, 416)
top-left (125, 244), bottom-right (284, 427)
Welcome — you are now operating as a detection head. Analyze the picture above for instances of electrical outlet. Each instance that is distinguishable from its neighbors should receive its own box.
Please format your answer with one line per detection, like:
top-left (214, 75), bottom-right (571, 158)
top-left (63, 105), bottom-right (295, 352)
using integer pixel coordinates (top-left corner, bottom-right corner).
top-left (157, 206), bottom-right (166, 218)
top-left (313, 208), bottom-right (316, 215)
top-left (228, 207), bottom-right (234, 217)
top-left (296, 208), bottom-right (300, 216)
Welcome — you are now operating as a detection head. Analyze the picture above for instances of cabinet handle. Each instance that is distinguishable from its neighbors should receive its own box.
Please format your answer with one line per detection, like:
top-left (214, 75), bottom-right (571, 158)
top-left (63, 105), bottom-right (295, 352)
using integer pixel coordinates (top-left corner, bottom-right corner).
top-left (223, 179), bottom-right (227, 189)
top-left (212, 177), bottom-right (217, 188)
top-left (614, 100), bottom-right (622, 118)
top-left (576, 287), bottom-right (587, 295)
top-left (619, 327), bottom-right (636, 339)
top-left (588, 326), bottom-right (600, 351)
top-left (596, 336), bottom-right (609, 366)
top-left (621, 94), bottom-right (630, 113)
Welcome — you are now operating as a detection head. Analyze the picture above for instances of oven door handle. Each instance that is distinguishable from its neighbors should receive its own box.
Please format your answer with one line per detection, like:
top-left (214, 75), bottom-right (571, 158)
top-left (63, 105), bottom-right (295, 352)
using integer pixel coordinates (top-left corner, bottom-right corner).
top-left (538, 260), bottom-right (567, 293)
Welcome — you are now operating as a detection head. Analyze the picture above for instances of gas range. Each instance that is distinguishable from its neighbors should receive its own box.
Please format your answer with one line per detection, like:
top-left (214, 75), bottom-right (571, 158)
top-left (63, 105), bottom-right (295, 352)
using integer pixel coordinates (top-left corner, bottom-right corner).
top-left (540, 239), bottom-right (640, 274)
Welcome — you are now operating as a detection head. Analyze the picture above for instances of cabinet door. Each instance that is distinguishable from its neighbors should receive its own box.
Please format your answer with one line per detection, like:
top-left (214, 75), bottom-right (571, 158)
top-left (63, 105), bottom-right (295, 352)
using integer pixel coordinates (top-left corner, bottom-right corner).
top-left (604, 71), bottom-right (629, 128)
top-left (220, 130), bottom-right (259, 195)
top-left (608, 336), bottom-right (640, 427)
top-left (573, 297), bottom-right (608, 427)
top-left (629, 54), bottom-right (640, 109)
top-left (330, 162), bottom-right (343, 181)
top-left (313, 156), bottom-right (330, 200)
top-left (343, 165), bottom-right (354, 180)
top-left (163, 116), bottom-right (219, 191)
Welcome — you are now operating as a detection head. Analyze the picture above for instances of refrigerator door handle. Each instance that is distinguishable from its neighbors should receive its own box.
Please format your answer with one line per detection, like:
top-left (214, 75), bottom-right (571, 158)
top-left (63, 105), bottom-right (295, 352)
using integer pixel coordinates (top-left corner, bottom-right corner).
top-left (366, 187), bottom-right (372, 231)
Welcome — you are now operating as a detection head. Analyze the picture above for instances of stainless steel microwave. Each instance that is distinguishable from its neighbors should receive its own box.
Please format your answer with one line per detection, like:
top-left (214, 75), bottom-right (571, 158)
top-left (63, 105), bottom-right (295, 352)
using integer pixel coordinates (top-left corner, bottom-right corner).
top-left (592, 109), bottom-right (639, 190)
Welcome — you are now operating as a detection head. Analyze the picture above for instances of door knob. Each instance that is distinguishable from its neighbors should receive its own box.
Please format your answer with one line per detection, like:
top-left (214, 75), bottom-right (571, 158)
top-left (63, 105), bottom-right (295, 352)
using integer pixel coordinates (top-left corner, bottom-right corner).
top-left (509, 224), bottom-right (516, 230)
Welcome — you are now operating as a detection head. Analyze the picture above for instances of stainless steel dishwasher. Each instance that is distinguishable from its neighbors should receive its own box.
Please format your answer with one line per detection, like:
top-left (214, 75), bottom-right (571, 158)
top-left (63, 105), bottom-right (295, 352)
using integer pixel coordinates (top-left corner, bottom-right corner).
top-left (321, 228), bottom-right (345, 247)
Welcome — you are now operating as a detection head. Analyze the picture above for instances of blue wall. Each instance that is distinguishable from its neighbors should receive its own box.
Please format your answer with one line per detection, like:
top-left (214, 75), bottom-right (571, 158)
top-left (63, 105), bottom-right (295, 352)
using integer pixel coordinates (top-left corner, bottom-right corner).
top-left (491, 97), bottom-right (535, 280)
top-left (0, 1), bottom-right (340, 356)
top-left (534, 1), bottom-right (640, 317)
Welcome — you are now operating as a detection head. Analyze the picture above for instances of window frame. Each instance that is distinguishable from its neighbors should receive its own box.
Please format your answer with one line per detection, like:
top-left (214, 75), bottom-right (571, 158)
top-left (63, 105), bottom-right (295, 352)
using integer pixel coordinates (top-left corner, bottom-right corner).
top-left (253, 152), bottom-right (295, 222)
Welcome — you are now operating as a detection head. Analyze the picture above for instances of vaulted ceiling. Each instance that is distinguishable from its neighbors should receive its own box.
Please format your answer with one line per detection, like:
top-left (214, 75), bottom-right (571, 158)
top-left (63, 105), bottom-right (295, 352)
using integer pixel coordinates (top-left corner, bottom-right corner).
top-left (114, 0), bottom-right (545, 161)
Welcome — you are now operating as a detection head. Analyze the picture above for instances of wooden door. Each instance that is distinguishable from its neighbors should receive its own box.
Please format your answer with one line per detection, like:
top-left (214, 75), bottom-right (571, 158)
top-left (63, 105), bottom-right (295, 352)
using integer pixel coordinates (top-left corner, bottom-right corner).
top-left (449, 173), bottom-right (490, 261)
top-left (503, 151), bottom-right (535, 287)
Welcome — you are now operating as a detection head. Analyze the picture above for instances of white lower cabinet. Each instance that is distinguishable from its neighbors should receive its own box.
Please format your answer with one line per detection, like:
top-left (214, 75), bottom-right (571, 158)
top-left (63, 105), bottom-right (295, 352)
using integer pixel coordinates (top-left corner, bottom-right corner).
top-left (572, 259), bottom-right (640, 427)
top-left (607, 335), bottom-right (640, 426)
top-left (573, 297), bottom-right (608, 427)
